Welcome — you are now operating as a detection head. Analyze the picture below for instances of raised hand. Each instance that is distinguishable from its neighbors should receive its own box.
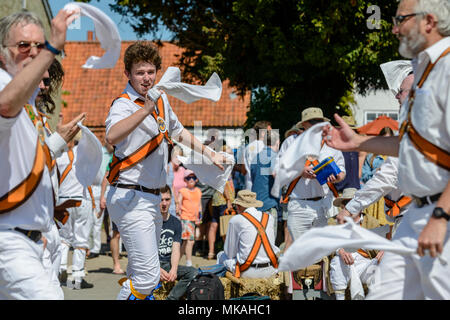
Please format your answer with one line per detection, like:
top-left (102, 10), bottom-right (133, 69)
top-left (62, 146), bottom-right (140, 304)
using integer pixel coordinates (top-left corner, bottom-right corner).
top-left (322, 114), bottom-right (361, 152)
top-left (56, 112), bottom-right (86, 143)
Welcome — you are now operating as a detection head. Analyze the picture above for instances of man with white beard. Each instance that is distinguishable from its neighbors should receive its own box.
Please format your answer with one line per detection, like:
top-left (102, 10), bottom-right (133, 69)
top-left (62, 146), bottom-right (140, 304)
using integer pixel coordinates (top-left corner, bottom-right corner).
top-left (323, 0), bottom-right (450, 299)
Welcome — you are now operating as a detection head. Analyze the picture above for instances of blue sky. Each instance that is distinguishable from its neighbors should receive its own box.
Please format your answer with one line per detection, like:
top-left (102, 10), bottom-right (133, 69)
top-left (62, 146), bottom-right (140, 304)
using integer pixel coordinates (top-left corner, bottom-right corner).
top-left (48, 0), bottom-right (173, 41)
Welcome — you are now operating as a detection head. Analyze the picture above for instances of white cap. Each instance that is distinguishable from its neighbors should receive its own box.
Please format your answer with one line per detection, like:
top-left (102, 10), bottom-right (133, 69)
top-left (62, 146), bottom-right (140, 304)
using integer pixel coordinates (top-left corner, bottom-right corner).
top-left (380, 60), bottom-right (413, 96)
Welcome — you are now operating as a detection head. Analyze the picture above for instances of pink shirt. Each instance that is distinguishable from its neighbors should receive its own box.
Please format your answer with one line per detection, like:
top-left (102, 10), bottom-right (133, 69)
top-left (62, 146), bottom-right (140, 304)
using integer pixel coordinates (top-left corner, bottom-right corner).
top-left (172, 164), bottom-right (187, 197)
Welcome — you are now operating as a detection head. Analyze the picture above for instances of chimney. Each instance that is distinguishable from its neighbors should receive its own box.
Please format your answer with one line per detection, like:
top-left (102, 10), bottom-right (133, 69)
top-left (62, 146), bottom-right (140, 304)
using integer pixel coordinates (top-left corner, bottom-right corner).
top-left (87, 31), bottom-right (94, 41)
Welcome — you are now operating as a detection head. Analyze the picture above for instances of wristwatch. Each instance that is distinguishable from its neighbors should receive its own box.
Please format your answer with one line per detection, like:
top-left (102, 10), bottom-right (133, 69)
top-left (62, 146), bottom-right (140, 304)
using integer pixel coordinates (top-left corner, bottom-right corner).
top-left (432, 207), bottom-right (450, 221)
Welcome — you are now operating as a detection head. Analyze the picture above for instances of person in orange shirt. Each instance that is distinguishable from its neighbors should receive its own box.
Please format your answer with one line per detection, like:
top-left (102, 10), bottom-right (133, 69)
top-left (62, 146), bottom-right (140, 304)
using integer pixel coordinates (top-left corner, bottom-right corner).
top-left (177, 170), bottom-right (202, 267)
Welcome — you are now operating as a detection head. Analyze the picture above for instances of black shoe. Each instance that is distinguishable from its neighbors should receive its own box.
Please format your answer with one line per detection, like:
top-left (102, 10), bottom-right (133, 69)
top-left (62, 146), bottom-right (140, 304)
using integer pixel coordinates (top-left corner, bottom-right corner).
top-left (87, 252), bottom-right (100, 259)
top-left (59, 270), bottom-right (68, 285)
top-left (75, 278), bottom-right (94, 289)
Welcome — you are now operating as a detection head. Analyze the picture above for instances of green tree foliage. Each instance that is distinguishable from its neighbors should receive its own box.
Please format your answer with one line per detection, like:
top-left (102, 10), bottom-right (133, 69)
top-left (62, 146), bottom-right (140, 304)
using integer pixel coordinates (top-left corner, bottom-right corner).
top-left (80, 0), bottom-right (401, 135)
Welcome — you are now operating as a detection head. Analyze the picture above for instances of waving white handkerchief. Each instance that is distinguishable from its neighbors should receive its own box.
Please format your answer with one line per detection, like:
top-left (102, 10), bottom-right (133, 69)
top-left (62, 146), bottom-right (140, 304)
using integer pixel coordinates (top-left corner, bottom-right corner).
top-left (271, 122), bottom-right (328, 197)
top-left (177, 148), bottom-right (234, 193)
top-left (74, 121), bottom-right (103, 189)
top-left (277, 217), bottom-right (448, 272)
top-left (380, 60), bottom-right (412, 96)
top-left (147, 67), bottom-right (222, 104)
top-left (64, 2), bottom-right (121, 69)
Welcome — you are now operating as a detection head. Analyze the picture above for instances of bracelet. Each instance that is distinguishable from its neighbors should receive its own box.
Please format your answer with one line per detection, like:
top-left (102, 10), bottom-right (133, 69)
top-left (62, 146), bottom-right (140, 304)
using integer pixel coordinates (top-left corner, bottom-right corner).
top-left (45, 40), bottom-right (62, 55)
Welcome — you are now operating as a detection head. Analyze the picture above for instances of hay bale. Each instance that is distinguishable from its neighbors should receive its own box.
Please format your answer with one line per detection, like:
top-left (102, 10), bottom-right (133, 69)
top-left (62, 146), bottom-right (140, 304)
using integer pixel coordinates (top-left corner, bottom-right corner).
top-left (220, 273), bottom-right (287, 300)
top-left (153, 281), bottom-right (176, 300)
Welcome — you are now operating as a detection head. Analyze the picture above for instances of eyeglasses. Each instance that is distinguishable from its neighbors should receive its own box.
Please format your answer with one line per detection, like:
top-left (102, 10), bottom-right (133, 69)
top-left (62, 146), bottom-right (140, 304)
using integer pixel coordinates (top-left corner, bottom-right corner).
top-left (397, 87), bottom-right (410, 96)
top-left (307, 119), bottom-right (323, 125)
top-left (392, 12), bottom-right (425, 27)
top-left (7, 41), bottom-right (45, 53)
top-left (185, 176), bottom-right (197, 181)
top-left (42, 78), bottom-right (51, 86)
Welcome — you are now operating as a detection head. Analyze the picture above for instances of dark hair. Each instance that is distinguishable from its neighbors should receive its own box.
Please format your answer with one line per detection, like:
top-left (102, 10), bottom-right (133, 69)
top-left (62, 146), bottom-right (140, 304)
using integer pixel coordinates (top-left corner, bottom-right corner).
top-left (36, 58), bottom-right (64, 115)
top-left (253, 120), bottom-right (272, 140)
top-left (379, 127), bottom-right (394, 136)
top-left (160, 185), bottom-right (172, 196)
top-left (124, 41), bottom-right (162, 73)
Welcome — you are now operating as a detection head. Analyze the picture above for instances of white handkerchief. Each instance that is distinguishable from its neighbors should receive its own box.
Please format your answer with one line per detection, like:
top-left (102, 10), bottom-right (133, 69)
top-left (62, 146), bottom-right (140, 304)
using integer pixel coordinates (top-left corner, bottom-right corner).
top-left (380, 60), bottom-right (413, 96)
top-left (74, 122), bottom-right (103, 189)
top-left (177, 148), bottom-right (234, 193)
top-left (271, 122), bottom-right (328, 197)
top-left (148, 67), bottom-right (222, 104)
top-left (277, 217), bottom-right (440, 272)
top-left (64, 2), bottom-right (121, 69)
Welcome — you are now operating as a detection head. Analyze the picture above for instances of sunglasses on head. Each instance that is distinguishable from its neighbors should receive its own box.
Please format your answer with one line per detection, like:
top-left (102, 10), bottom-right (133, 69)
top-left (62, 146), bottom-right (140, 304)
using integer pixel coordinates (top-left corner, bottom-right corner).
top-left (8, 41), bottom-right (45, 54)
top-left (185, 175), bottom-right (197, 181)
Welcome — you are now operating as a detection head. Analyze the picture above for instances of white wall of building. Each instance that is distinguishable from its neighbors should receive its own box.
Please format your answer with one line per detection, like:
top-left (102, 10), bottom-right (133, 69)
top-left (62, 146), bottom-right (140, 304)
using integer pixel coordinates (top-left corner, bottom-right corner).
top-left (351, 89), bottom-right (400, 127)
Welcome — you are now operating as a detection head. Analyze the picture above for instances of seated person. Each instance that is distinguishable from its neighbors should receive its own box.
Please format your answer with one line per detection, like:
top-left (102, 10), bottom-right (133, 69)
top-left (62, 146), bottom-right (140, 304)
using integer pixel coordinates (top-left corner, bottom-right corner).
top-left (217, 190), bottom-right (280, 279)
top-left (159, 185), bottom-right (198, 300)
top-left (329, 188), bottom-right (384, 300)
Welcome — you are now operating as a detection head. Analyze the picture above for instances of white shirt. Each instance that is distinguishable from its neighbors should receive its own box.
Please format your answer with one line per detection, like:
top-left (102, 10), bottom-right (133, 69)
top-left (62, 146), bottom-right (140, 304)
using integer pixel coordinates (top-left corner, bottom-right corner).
top-left (56, 146), bottom-right (84, 201)
top-left (105, 82), bottom-right (184, 188)
top-left (346, 157), bottom-right (403, 215)
top-left (272, 134), bottom-right (297, 175)
top-left (398, 37), bottom-right (450, 197)
top-left (0, 69), bottom-right (54, 232)
top-left (223, 207), bottom-right (280, 273)
top-left (290, 143), bottom-right (345, 199)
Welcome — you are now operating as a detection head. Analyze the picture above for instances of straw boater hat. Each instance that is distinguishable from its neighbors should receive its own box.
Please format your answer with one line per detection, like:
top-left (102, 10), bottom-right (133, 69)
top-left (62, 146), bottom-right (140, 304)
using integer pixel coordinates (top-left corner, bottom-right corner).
top-left (333, 188), bottom-right (357, 207)
top-left (300, 107), bottom-right (330, 125)
top-left (232, 190), bottom-right (263, 208)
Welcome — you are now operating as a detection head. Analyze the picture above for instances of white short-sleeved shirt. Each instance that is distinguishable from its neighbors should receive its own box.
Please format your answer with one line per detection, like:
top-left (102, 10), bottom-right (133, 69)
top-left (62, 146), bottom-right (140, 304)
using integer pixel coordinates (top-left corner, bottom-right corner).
top-left (56, 146), bottom-right (84, 201)
top-left (223, 207), bottom-right (279, 272)
top-left (105, 82), bottom-right (184, 188)
top-left (290, 143), bottom-right (346, 199)
top-left (398, 37), bottom-right (450, 197)
top-left (0, 69), bottom-right (54, 232)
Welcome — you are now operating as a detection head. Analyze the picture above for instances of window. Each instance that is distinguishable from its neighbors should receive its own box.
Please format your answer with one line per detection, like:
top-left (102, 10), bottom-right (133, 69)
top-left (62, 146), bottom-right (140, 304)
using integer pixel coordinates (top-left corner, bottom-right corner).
top-left (364, 111), bottom-right (398, 124)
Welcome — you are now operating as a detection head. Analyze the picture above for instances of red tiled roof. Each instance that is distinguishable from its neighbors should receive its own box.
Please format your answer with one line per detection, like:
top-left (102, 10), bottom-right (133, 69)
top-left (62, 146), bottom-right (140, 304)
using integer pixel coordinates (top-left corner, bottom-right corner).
top-left (61, 41), bottom-right (249, 143)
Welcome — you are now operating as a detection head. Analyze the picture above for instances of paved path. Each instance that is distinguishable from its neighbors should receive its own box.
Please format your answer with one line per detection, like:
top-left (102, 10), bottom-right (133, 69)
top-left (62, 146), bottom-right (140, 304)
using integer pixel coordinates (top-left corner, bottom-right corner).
top-left (62, 238), bottom-right (217, 300)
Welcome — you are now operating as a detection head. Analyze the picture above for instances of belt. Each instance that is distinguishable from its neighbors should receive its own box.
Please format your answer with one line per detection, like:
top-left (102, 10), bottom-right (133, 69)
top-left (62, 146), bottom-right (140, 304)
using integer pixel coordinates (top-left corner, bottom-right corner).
top-left (250, 262), bottom-right (271, 268)
top-left (300, 197), bottom-right (323, 201)
top-left (14, 227), bottom-right (42, 243)
top-left (115, 183), bottom-right (160, 195)
top-left (412, 192), bottom-right (442, 208)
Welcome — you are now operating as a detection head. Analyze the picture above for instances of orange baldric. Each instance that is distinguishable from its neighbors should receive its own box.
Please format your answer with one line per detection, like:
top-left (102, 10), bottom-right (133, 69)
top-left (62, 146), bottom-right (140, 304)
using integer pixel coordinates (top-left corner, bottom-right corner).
top-left (54, 199), bottom-right (82, 225)
top-left (399, 47), bottom-right (450, 171)
top-left (87, 186), bottom-right (96, 210)
top-left (0, 105), bottom-right (51, 214)
top-left (59, 149), bottom-right (74, 186)
top-left (107, 93), bottom-right (173, 184)
top-left (384, 195), bottom-right (412, 218)
top-left (234, 211), bottom-right (278, 278)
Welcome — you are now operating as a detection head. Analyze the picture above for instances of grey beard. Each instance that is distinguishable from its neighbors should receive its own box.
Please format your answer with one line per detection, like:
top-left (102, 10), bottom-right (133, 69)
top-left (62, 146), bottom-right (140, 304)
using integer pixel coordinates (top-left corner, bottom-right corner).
top-left (398, 29), bottom-right (426, 59)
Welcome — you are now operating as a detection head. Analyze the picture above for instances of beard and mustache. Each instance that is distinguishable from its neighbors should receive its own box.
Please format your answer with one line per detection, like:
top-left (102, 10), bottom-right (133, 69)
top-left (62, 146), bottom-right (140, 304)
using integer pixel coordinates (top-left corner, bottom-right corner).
top-left (398, 22), bottom-right (427, 59)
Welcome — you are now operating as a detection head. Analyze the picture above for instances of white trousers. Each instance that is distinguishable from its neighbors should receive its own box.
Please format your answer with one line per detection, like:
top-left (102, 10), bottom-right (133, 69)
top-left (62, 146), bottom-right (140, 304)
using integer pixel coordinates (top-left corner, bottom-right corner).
top-left (0, 230), bottom-right (63, 300)
top-left (287, 196), bottom-right (334, 241)
top-left (42, 222), bottom-right (63, 287)
top-left (107, 186), bottom-right (162, 299)
top-left (330, 252), bottom-right (378, 292)
top-left (366, 203), bottom-right (450, 300)
top-left (58, 199), bottom-right (92, 278)
top-left (88, 197), bottom-right (103, 254)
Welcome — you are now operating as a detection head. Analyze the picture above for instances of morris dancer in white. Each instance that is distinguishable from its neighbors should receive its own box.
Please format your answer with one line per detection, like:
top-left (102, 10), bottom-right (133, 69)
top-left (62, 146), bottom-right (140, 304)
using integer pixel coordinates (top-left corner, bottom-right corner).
top-left (0, 9), bottom-right (78, 299)
top-left (323, 0), bottom-right (450, 299)
top-left (105, 41), bottom-right (226, 300)
top-left (336, 61), bottom-right (415, 238)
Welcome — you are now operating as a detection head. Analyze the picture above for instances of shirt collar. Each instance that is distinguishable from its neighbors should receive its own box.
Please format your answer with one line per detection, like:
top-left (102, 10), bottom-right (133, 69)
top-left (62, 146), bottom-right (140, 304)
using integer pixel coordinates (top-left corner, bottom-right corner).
top-left (423, 36), bottom-right (450, 64)
top-left (124, 81), bottom-right (146, 102)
